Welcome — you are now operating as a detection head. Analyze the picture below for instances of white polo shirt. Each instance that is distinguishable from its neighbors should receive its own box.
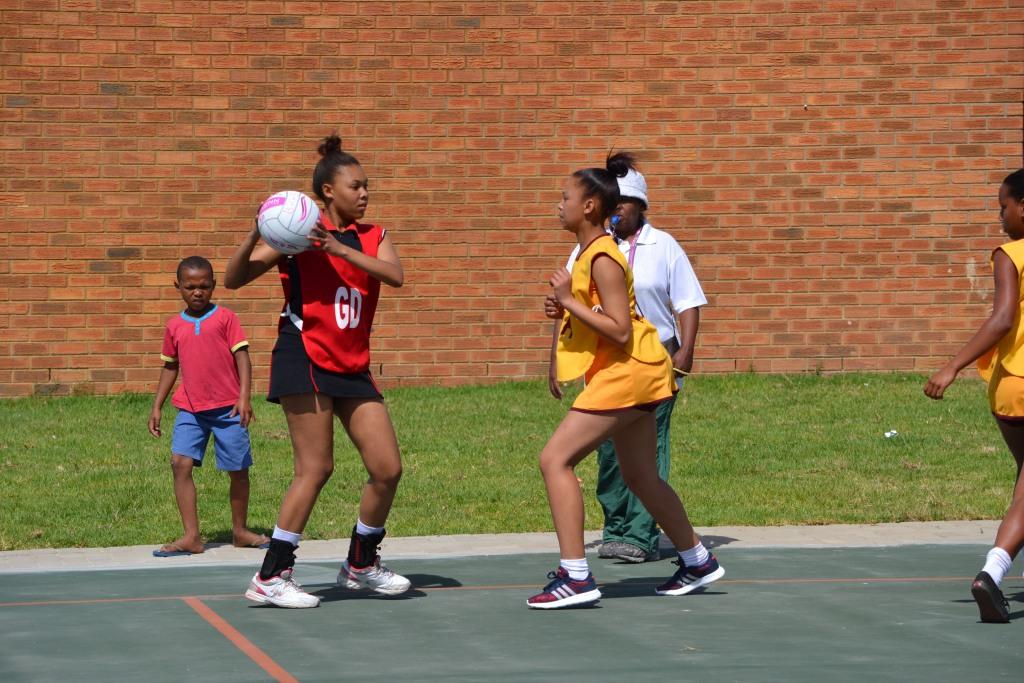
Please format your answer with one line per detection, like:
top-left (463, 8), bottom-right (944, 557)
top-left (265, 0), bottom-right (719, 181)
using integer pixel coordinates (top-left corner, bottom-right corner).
top-left (565, 223), bottom-right (706, 344)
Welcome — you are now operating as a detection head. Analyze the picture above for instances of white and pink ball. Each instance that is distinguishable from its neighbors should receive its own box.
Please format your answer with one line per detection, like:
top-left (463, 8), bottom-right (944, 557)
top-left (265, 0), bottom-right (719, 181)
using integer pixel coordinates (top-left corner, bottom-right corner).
top-left (257, 190), bottom-right (320, 255)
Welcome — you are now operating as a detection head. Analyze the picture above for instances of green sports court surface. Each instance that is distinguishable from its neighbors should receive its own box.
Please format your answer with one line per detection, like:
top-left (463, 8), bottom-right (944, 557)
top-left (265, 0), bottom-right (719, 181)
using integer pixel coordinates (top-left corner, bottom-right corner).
top-left (1, 544), bottom-right (1020, 682)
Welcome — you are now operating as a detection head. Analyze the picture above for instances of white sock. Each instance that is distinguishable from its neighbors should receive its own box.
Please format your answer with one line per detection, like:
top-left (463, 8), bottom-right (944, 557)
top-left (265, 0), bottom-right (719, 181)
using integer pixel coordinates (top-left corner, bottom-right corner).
top-left (272, 526), bottom-right (301, 547)
top-left (356, 519), bottom-right (385, 536)
top-left (982, 547), bottom-right (1013, 585)
top-left (679, 542), bottom-right (709, 568)
top-left (560, 557), bottom-right (590, 581)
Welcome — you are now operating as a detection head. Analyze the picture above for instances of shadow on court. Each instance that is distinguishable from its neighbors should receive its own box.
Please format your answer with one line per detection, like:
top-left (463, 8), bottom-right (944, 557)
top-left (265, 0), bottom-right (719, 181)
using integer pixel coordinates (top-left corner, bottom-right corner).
top-left (1, 545), bottom-right (1020, 682)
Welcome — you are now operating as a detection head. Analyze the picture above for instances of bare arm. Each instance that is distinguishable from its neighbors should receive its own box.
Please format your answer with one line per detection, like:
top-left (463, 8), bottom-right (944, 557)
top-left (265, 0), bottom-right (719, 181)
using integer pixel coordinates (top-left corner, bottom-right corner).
top-left (230, 347), bottom-right (253, 427)
top-left (547, 317), bottom-right (562, 399)
top-left (924, 249), bottom-right (1018, 399)
top-left (551, 254), bottom-right (632, 347)
top-left (310, 227), bottom-right (405, 288)
top-left (224, 226), bottom-right (282, 290)
top-left (148, 362), bottom-right (179, 437)
top-left (672, 306), bottom-right (700, 375)
top-left (545, 262), bottom-right (569, 399)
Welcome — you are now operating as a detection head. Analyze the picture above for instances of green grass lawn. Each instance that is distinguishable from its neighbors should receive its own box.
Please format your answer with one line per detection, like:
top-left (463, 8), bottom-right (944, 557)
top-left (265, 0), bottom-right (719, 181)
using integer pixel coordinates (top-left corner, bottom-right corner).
top-left (0, 373), bottom-right (1014, 551)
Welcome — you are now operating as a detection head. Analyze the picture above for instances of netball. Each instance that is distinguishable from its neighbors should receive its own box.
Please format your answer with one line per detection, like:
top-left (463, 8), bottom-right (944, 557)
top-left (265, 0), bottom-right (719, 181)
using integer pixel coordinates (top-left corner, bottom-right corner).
top-left (257, 190), bottom-right (320, 254)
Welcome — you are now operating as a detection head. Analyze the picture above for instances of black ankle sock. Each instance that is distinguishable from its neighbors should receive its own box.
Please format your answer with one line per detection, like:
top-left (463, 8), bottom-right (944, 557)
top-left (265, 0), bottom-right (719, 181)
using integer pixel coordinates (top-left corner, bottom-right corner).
top-left (346, 526), bottom-right (386, 569)
top-left (259, 539), bottom-right (297, 580)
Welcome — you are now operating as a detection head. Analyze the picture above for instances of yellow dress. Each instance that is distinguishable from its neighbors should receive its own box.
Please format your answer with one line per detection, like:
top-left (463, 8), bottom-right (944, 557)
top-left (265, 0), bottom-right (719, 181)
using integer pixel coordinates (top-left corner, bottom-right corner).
top-left (557, 235), bottom-right (675, 411)
top-left (978, 239), bottom-right (1024, 419)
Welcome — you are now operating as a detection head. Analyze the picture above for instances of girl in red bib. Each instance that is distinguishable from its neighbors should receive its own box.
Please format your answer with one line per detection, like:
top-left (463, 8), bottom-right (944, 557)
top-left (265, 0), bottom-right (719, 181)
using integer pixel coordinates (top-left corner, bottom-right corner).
top-left (226, 135), bottom-right (409, 608)
top-left (925, 168), bottom-right (1024, 623)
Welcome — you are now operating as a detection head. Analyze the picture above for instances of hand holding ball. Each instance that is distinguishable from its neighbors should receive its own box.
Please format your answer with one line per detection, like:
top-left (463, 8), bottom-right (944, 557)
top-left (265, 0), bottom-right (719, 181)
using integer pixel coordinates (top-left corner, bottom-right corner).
top-left (257, 191), bottom-right (320, 254)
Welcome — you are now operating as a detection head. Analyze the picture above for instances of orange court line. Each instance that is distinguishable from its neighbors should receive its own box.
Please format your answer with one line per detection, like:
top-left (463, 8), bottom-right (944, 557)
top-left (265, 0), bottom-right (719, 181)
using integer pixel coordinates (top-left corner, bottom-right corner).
top-left (184, 597), bottom-right (298, 683)
top-left (1, 575), bottom-right (1015, 608)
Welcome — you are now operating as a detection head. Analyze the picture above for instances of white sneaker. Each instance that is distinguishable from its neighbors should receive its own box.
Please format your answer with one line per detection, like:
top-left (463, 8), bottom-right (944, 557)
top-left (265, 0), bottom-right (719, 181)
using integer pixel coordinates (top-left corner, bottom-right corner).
top-left (245, 569), bottom-right (320, 608)
top-left (338, 557), bottom-right (411, 595)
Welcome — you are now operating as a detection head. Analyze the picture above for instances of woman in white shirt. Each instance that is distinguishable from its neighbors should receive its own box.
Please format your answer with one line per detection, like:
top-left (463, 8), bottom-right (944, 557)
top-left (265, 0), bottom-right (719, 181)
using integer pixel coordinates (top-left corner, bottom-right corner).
top-left (549, 154), bottom-right (707, 563)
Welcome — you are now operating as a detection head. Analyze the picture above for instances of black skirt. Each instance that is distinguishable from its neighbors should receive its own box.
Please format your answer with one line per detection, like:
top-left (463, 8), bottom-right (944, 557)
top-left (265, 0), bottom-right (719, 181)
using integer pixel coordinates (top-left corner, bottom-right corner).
top-left (267, 327), bottom-right (382, 403)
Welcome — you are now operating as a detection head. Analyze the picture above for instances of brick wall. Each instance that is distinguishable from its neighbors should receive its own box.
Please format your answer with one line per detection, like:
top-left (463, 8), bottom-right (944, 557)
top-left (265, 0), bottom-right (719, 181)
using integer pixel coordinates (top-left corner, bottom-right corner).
top-left (1, 0), bottom-right (1022, 397)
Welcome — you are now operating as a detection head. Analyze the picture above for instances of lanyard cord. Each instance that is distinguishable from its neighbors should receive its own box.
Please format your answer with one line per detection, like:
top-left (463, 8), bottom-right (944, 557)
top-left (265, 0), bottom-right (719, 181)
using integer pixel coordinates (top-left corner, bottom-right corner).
top-left (626, 230), bottom-right (640, 269)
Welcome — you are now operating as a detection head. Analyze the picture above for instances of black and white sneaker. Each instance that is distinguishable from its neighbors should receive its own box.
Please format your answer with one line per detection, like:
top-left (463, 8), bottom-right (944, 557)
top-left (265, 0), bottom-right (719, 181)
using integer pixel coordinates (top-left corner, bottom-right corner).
top-left (971, 571), bottom-right (1010, 623)
top-left (655, 555), bottom-right (724, 596)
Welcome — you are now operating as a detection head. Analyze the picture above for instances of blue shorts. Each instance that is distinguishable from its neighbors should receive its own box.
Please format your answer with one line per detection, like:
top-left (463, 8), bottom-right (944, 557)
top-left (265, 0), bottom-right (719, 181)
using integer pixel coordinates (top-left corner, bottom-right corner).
top-left (170, 406), bottom-right (252, 471)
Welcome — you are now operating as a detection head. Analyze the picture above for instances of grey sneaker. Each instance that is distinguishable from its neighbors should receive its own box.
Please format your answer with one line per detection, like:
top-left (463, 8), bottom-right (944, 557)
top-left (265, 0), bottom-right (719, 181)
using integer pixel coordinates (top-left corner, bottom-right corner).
top-left (611, 543), bottom-right (659, 563)
top-left (598, 541), bottom-right (628, 559)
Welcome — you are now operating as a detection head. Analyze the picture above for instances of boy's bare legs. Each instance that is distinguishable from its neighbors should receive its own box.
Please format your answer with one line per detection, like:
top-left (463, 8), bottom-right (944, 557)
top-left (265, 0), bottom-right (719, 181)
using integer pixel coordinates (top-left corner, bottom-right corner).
top-left (228, 468), bottom-right (270, 548)
top-left (336, 398), bottom-right (402, 526)
top-left (161, 454), bottom-right (205, 554)
top-left (612, 412), bottom-right (700, 551)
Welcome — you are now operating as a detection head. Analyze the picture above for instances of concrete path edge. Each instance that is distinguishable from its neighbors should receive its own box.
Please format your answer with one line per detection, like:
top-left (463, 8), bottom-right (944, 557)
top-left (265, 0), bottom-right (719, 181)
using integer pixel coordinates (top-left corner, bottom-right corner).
top-left (0, 520), bottom-right (1000, 574)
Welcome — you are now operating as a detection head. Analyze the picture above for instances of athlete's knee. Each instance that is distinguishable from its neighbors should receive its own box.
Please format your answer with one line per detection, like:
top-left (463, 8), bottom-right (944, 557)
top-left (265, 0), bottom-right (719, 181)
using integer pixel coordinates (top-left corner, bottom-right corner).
top-left (297, 461), bottom-right (334, 488)
top-left (537, 449), bottom-right (553, 475)
top-left (538, 449), bottom-right (569, 479)
top-left (370, 461), bottom-right (402, 489)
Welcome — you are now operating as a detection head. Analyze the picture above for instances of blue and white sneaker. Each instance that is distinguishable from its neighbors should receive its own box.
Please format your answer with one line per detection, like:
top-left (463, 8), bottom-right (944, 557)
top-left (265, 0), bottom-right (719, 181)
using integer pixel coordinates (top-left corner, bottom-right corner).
top-left (526, 567), bottom-right (601, 609)
top-left (655, 555), bottom-right (724, 596)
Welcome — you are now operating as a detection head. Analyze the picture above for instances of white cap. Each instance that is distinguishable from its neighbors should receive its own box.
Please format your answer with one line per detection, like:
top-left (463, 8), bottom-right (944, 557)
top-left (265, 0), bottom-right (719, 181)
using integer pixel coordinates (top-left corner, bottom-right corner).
top-left (616, 168), bottom-right (648, 208)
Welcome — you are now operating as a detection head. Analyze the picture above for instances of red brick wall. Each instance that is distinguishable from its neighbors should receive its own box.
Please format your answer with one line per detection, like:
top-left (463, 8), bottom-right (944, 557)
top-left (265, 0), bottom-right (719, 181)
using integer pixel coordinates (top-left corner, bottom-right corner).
top-left (1, 1), bottom-right (1022, 397)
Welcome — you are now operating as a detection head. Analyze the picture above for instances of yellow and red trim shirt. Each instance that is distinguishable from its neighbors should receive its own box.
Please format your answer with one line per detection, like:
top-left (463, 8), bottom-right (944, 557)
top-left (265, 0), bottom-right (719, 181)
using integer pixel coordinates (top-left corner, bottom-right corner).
top-left (160, 305), bottom-right (249, 412)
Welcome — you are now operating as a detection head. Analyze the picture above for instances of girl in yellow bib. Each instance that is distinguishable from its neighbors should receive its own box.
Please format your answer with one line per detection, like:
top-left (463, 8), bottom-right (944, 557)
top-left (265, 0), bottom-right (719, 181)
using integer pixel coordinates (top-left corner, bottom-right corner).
top-left (925, 168), bottom-right (1024, 623)
top-left (527, 156), bottom-right (724, 609)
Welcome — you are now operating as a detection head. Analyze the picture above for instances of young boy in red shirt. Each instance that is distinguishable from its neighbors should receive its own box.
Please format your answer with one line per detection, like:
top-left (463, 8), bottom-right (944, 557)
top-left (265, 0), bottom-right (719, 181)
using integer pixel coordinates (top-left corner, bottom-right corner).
top-left (148, 256), bottom-right (269, 556)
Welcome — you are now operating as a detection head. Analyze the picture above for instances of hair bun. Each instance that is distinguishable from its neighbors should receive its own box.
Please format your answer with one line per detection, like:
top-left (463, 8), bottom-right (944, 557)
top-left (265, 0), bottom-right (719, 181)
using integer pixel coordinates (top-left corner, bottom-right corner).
top-left (606, 151), bottom-right (638, 178)
top-left (318, 134), bottom-right (343, 157)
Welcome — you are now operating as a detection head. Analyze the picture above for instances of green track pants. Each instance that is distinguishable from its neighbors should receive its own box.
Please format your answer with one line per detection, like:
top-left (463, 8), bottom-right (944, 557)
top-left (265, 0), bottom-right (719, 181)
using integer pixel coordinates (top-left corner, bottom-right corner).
top-left (595, 394), bottom-right (677, 553)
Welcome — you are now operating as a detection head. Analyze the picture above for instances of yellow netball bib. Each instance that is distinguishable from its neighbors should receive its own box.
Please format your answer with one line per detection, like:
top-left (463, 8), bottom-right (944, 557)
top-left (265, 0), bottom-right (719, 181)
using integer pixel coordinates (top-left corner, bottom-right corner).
top-left (557, 235), bottom-right (668, 382)
top-left (979, 239), bottom-right (1024, 381)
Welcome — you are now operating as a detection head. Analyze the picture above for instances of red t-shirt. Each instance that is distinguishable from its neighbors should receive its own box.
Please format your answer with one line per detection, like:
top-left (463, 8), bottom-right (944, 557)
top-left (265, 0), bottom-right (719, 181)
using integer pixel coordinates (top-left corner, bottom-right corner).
top-left (277, 218), bottom-right (384, 374)
top-left (160, 305), bottom-right (249, 412)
